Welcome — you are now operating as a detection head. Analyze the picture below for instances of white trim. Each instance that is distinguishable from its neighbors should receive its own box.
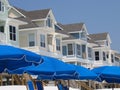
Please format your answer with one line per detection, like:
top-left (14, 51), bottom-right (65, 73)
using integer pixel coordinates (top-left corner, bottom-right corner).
top-left (11, 6), bottom-right (26, 18)
top-left (31, 18), bottom-right (46, 21)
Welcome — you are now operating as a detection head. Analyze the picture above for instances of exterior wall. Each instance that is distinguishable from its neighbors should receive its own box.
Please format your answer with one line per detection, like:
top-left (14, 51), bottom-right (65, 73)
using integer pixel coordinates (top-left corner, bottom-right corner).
top-left (6, 21), bottom-right (19, 46)
top-left (8, 8), bottom-right (22, 18)
top-left (0, 0), bottom-right (9, 20)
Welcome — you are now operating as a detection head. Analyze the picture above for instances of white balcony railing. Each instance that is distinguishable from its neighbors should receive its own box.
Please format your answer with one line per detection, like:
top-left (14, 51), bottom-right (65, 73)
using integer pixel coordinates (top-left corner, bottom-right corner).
top-left (22, 46), bottom-right (63, 59)
top-left (0, 32), bottom-right (6, 44)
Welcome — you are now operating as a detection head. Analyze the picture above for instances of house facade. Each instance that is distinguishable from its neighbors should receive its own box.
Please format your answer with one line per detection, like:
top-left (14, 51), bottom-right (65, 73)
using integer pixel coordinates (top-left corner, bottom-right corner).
top-left (0, 0), bottom-right (26, 46)
top-left (12, 8), bottom-right (67, 59)
top-left (0, 0), bottom-right (120, 68)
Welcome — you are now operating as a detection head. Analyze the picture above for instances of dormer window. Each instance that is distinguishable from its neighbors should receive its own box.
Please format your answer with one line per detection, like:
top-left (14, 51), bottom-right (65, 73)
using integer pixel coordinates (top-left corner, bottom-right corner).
top-left (46, 15), bottom-right (52, 27)
top-left (81, 31), bottom-right (86, 39)
top-left (70, 33), bottom-right (80, 39)
top-left (0, 1), bottom-right (5, 12)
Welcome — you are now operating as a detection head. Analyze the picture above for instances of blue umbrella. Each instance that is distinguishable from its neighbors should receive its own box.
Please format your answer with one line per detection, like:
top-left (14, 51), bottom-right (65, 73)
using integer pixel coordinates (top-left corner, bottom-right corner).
top-left (75, 65), bottom-right (98, 80)
top-left (0, 45), bottom-right (42, 72)
top-left (7, 56), bottom-right (78, 80)
top-left (92, 66), bottom-right (120, 83)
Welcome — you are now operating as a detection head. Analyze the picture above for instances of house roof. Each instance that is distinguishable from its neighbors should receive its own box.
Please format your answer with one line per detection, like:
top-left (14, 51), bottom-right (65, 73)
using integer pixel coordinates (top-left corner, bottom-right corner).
top-left (88, 32), bottom-right (108, 41)
top-left (57, 23), bottom-right (84, 40)
top-left (13, 7), bottom-right (50, 29)
top-left (58, 23), bottom-right (84, 33)
top-left (26, 9), bottom-right (50, 20)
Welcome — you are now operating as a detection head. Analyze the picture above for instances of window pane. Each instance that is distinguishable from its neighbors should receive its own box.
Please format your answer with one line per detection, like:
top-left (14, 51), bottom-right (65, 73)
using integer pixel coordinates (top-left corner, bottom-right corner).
top-left (70, 33), bottom-right (79, 39)
top-left (29, 33), bottom-right (35, 46)
top-left (0, 26), bottom-right (4, 33)
top-left (68, 44), bottom-right (73, 55)
top-left (56, 39), bottom-right (60, 51)
top-left (76, 44), bottom-right (81, 56)
top-left (88, 47), bottom-right (92, 58)
top-left (95, 51), bottom-right (99, 61)
top-left (9, 26), bottom-right (16, 41)
top-left (62, 46), bottom-right (67, 56)
top-left (103, 52), bottom-right (106, 61)
top-left (40, 34), bottom-right (45, 47)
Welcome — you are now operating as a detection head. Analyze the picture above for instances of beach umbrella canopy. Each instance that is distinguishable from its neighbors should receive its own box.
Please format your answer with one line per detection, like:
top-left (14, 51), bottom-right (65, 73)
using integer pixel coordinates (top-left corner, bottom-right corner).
top-left (7, 56), bottom-right (78, 80)
top-left (0, 45), bottom-right (42, 72)
top-left (92, 66), bottom-right (120, 83)
top-left (75, 65), bottom-right (98, 80)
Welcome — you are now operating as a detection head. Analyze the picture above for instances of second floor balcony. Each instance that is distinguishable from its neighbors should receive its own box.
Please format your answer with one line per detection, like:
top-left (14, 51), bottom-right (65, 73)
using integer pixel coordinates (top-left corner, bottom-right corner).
top-left (22, 46), bottom-right (63, 59)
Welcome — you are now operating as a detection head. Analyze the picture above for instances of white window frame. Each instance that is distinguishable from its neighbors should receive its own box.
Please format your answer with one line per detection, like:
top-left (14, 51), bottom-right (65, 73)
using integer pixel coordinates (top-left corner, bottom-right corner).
top-left (40, 34), bottom-right (46, 48)
top-left (67, 44), bottom-right (74, 56)
top-left (9, 25), bottom-right (16, 41)
top-left (56, 38), bottom-right (61, 51)
top-left (28, 33), bottom-right (35, 47)
top-left (76, 44), bottom-right (81, 57)
top-left (88, 47), bottom-right (92, 59)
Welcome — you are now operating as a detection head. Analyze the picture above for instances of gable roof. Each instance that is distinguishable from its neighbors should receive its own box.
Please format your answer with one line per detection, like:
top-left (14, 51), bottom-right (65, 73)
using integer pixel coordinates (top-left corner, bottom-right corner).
top-left (88, 32), bottom-right (108, 41)
top-left (26, 9), bottom-right (50, 20)
top-left (57, 23), bottom-right (85, 40)
top-left (58, 23), bottom-right (84, 33)
top-left (13, 7), bottom-right (50, 29)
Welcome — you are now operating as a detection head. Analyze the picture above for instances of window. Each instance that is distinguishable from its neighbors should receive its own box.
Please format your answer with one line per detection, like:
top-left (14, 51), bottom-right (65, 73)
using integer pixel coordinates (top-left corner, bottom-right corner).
top-left (46, 16), bottom-right (52, 27)
top-left (76, 44), bottom-right (81, 56)
top-left (29, 33), bottom-right (35, 47)
top-left (62, 46), bottom-right (67, 56)
top-left (88, 47), bottom-right (92, 58)
top-left (0, 26), bottom-right (4, 33)
top-left (68, 44), bottom-right (73, 55)
top-left (70, 33), bottom-right (80, 39)
top-left (56, 38), bottom-right (60, 51)
top-left (103, 52), bottom-right (106, 61)
top-left (0, 1), bottom-right (4, 12)
top-left (9, 25), bottom-right (16, 41)
top-left (40, 34), bottom-right (45, 47)
top-left (95, 51), bottom-right (99, 61)
top-left (81, 31), bottom-right (86, 39)
top-left (106, 40), bottom-right (109, 46)
top-left (111, 54), bottom-right (114, 63)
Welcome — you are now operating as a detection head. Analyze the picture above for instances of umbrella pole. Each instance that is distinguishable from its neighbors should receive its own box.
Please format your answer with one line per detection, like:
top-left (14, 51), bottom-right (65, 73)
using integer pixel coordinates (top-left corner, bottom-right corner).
top-left (0, 74), bottom-right (2, 86)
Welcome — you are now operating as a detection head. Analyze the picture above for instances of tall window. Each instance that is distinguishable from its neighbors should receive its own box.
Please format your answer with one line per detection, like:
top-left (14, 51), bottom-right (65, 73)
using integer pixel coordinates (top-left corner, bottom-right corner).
top-left (46, 15), bottom-right (52, 27)
top-left (88, 47), bottom-right (92, 58)
top-left (76, 44), bottom-right (81, 56)
top-left (9, 25), bottom-right (16, 41)
top-left (103, 52), bottom-right (106, 61)
top-left (40, 34), bottom-right (45, 47)
top-left (95, 51), bottom-right (99, 61)
top-left (0, 1), bottom-right (4, 12)
top-left (56, 38), bottom-right (60, 51)
top-left (81, 31), bottom-right (86, 39)
top-left (0, 26), bottom-right (4, 33)
top-left (68, 44), bottom-right (73, 55)
top-left (111, 54), bottom-right (114, 63)
top-left (28, 33), bottom-right (35, 47)
top-left (62, 46), bottom-right (67, 56)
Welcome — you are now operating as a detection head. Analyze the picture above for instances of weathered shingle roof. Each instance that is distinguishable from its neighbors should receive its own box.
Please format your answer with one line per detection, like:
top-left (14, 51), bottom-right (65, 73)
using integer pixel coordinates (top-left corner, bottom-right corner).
top-left (57, 23), bottom-right (84, 40)
top-left (58, 23), bottom-right (84, 33)
top-left (88, 32), bottom-right (108, 41)
top-left (26, 9), bottom-right (50, 20)
top-left (13, 7), bottom-right (50, 29)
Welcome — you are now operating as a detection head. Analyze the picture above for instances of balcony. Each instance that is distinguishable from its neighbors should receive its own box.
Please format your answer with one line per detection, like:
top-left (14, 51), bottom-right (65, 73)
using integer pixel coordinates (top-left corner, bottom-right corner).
top-left (0, 32), bottom-right (6, 44)
top-left (22, 46), bottom-right (63, 59)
